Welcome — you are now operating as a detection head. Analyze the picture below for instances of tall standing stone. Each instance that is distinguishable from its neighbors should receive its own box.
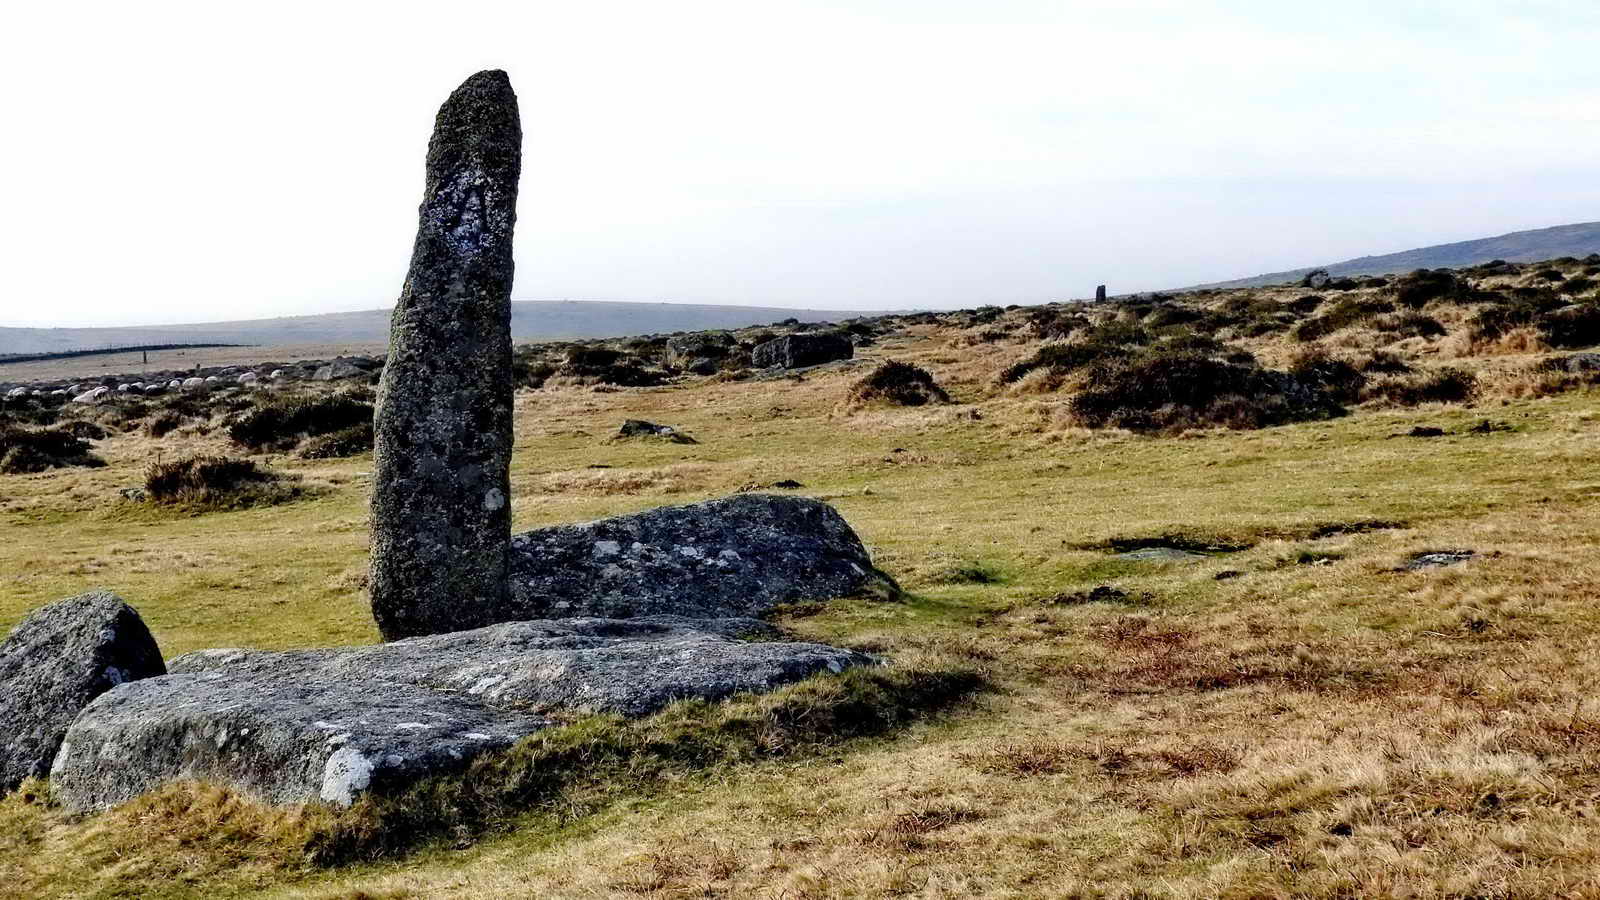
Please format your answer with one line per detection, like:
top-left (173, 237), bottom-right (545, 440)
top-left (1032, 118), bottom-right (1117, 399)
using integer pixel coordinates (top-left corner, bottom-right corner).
top-left (1095, 284), bottom-right (1107, 302)
top-left (371, 70), bottom-right (522, 641)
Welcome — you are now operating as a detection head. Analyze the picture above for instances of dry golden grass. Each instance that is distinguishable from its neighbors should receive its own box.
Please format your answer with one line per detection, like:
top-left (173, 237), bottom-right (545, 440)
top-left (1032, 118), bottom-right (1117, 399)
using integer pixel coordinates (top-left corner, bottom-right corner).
top-left (5, 301), bottom-right (1600, 897)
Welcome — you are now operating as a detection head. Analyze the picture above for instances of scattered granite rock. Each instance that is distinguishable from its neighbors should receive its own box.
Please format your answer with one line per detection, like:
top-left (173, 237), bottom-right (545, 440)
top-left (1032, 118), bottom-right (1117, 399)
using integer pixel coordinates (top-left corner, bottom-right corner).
top-left (0, 591), bottom-right (164, 793)
top-left (663, 332), bottom-right (736, 372)
top-left (1116, 546), bottom-right (1206, 563)
top-left (1558, 352), bottom-right (1600, 373)
top-left (1045, 585), bottom-right (1151, 605)
top-left (313, 362), bottom-right (366, 381)
top-left (615, 419), bottom-right (697, 443)
top-left (737, 479), bottom-right (805, 492)
top-left (752, 332), bottom-right (854, 369)
top-left (503, 494), bottom-right (886, 623)
top-left (1402, 550), bottom-right (1475, 571)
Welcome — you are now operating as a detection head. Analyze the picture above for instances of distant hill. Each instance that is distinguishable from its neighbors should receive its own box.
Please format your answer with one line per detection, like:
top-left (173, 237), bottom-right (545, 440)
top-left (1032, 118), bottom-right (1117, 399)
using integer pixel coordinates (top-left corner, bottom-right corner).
top-left (1186, 221), bottom-right (1600, 291)
top-left (0, 301), bottom-right (879, 356)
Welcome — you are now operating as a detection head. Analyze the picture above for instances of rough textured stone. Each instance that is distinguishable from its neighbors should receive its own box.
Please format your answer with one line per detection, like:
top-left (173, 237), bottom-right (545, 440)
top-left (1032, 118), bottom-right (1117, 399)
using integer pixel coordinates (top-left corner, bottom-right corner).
top-left (1402, 550), bottom-right (1475, 571)
top-left (615, 419), bottom-right (696, 443)
top-left (663, 332), bottom-right (735, 370)
top-left (312, 361), bottom-right (365, 381)
top-left (51, 616), bottom-right (870, 810)
top-left (1559, 352), bottom-right (1600, 373)
top-left (371, 70), bottom-right (522, 641)
top-left (504, 494), bottom-right (885, 622)
top-left (0, 591), bottom-right (164, 793)
top-left (751, 332), bottom-right (854, 369)
top-left (1095, 284), bottom-right (1107, 302)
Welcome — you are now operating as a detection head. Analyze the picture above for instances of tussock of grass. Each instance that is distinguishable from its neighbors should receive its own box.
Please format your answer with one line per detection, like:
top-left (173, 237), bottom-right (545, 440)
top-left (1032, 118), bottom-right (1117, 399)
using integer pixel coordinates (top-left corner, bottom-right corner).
top-left (1287, 348), bottom-right (1367, 404)
top-left (557, 346), bottom-right (670, 386)
top-left (1360, 367), bottom-right (1478, 406)
top-left (1070, 352), bottom-right (1344, 432)
top-left (928, 561), bottom-right (1005, 585)
top-left (1391, 268), bottom-right (1464, 308)
top-left (144, 410), bottom-right (185, 438)
top-left (298, 422), bottom-right (374, 459)
top-left (0, 426), bottom-right (104, 474)
top-left (1291, 297), bottom-right (1396, 342)
top-left (143, 454), bottom-right (305, 510)
top-left (226, 391), bottom-right (372, 452)
top-left (846, 360), bottom-right (951, 407)
top-left (1537, 302), bottom-right (1600, 349)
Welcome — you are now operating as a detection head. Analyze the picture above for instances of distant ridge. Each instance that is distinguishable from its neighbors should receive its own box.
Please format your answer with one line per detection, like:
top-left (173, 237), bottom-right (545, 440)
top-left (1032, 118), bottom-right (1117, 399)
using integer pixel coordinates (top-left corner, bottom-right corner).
top-left (1185, 221), bottom-right (1600, 291)
top-left (0, 300), bottom-right (883, 356)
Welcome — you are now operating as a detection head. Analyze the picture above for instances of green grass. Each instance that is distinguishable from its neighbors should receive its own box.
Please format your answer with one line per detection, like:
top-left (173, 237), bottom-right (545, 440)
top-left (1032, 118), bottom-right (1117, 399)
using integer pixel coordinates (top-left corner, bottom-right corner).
top-left (4, 316), bottom-right (1600, 897)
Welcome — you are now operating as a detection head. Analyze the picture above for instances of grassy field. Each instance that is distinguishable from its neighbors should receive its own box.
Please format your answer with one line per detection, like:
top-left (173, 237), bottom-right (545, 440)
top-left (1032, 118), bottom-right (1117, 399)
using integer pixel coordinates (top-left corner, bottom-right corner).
top-left (4, 308), bottom-right (1600, 897)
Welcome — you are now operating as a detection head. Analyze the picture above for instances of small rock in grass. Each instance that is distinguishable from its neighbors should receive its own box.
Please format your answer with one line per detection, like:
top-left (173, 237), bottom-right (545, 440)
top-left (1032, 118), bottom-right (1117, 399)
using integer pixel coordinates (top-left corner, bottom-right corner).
top-left (1402, 550), bottom-right (1474, 571)
top-left (614, 420), bottom-right (697, 444)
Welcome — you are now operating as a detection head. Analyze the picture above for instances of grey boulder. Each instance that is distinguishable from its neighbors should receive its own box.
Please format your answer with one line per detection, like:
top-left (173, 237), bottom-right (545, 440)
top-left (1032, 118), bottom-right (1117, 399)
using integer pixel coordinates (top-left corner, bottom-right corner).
top-left (615, 419), bottom-right (696, 443)
top-left (51, 616), bottom-right (870, 810)
top-left (1558, 352), bottom-right (1600, 373)
top-left (505, 493), bottom-right (885, 622)
top-left (663, 332), bottom-right (735, 371)
top-left (0, 591), bottom-right (165, 793)
top-left (751, 332), bottom-right (854, 369)
top-left (313, 361), bottom-right (367, 381)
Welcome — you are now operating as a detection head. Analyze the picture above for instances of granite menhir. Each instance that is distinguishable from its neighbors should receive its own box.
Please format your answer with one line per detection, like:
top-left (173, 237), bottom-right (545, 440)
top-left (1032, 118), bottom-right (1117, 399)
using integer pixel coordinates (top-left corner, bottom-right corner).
top-left (371, 70), bottom-right (522, 641)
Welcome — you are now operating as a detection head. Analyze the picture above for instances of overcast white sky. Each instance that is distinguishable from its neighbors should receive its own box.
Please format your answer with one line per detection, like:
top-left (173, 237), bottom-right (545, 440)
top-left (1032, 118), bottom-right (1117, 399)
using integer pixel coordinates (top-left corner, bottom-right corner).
top-left (3, 1), bottom-right (1599, 327)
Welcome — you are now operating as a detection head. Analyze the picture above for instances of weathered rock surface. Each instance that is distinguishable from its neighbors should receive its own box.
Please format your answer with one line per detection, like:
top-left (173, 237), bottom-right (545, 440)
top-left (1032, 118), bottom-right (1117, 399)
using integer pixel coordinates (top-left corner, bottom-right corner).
top-left (0, 591), bottom-right (164, 793)
top-left (312, 361), bottom-right (365, 381)
top-left (615, 419), bottom-right (696, 443)
top-left (663, 332), bottom-right (735, 366)
top-left (51, 616), bottom-right (870, 810)
top-left (371, 69), bottom-right (522, 641)
top-left (504, 494), bottom-right (885, 622)
top-left (1402, 549), bottom-right (1475, 571)
top-left (1557, 352), bottom-right (1600, 373)
top-left (663, 332), bottom-right (737, 374)
top-left (751, 332), bottom-right (854, 369)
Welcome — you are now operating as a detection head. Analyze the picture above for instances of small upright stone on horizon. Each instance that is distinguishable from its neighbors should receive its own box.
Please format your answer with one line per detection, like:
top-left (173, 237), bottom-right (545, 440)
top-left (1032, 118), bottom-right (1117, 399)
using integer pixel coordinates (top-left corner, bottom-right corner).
top-left (370, 70), bottom-right (522, 641)
top-left (1095, 284), bottom-right (1107, 302)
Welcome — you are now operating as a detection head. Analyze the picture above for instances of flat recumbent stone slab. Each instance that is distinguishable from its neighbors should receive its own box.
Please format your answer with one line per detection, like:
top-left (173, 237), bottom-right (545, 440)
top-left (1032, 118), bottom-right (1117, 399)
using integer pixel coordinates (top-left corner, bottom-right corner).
top-left (50, 616), bottom-right (872, 811)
